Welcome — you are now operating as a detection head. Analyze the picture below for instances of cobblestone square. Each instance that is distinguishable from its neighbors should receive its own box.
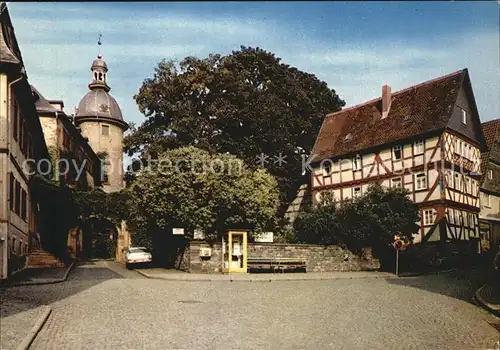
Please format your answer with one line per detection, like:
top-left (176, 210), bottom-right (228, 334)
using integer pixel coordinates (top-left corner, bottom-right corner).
top-left (1, 262), bottom-right (498, 349)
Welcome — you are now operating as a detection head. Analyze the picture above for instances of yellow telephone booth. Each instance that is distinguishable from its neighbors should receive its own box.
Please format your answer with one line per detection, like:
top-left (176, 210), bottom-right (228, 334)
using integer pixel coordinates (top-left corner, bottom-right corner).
top-left (222, 230), bottom-right (248, 273)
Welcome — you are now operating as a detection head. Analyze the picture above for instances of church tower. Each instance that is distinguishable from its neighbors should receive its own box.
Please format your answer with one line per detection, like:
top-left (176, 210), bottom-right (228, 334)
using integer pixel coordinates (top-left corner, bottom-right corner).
top-left (75, 41), bottom-right (131, 262)
top-left (75, 51), bottom-right (128, 193)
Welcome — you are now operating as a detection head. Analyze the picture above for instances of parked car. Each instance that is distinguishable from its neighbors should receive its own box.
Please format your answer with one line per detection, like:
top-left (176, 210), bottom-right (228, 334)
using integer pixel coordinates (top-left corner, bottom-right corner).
top-left (125, 247), bottom-right (152, 269)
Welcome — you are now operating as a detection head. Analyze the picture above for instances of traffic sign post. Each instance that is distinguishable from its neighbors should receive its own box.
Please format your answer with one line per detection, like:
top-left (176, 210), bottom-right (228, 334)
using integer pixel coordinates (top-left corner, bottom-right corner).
top-left (392, 235), bottom-right (405, 277)
top-left (396, 249), bottom-right (399, 276)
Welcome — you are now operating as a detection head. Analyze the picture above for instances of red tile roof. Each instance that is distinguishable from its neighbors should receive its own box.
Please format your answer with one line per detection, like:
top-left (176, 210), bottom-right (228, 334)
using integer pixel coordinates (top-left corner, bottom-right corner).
top-left (480, 118), bottom-right (500, 172)
top-left (482, 119), bottom-right (500, 151)
top-left (311, 69), bottom-right (466, 162)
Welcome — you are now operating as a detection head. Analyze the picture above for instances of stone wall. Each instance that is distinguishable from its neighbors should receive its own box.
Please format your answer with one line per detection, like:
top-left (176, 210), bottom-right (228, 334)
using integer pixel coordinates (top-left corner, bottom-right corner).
top-left (189, 241), bottom-right (224, 273)
top-left (187, 241), bottom-right (379, 273)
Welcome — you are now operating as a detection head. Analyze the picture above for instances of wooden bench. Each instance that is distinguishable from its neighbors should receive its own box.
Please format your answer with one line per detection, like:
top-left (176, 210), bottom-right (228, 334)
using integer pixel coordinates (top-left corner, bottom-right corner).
top-left (247, 257), bottom-right (307, 273)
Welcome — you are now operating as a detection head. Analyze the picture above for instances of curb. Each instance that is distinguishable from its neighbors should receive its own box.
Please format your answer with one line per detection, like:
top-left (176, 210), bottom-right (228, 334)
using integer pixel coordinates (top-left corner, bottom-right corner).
top-left (9, 260), bottom-right (76, 287)
top-left (15, 305), bottom-right (52, 350)
top-left (134, 269), bottom-right (398, 282)
top-left (474, 285), bottom-right (500, 318)
top-left (397, 268), bottom-right (457, 278)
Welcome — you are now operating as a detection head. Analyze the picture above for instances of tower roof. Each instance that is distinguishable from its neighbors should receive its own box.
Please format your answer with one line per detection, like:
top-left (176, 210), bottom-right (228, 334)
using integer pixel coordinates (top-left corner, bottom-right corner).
top-left (91, 54), bottom-right (108, 71)
top-left (75, 52), bottom-right (128, 131)
top-left (76, 89), bottom-right (123, 121)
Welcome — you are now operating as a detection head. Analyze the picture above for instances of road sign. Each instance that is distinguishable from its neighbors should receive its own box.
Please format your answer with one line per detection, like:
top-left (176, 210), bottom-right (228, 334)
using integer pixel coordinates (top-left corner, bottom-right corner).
top-left (392, 239), bottom-right (404, 250)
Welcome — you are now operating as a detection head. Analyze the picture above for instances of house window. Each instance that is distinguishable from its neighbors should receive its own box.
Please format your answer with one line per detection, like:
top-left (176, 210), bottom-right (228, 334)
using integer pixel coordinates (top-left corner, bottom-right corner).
top-left (465, 177), bottom-right (471, 194)
top-left (467, 145), bottom-right (472, 160)
top-left (488, 169), bottom-right (493, 180)
top-left (423, 209), bottom-right (435, 226)
top-left (21, 189), bottom-right (27, 221)
top-left (454, 173), bottom-right (461, 191)
top-left (101, 124), bottom-right (110, 136)
top-left (352, 154), bottom-right (362, 171)
top-left (448, 209), bottom-right (454, 224)
top-left (12, 97), bottom-right (19, 141)
top-left (322, 162), bottom-right (331, 177)
top-left (353, 186), bottom-right (362, 198)
top-left (415, 172), bottom-right (427, 190)
top-left (413, 140), bottom-right (424, 155)
top-left (9, 174), bottom-right (15, 211)
top-left (461, 141), bottom-right (468, 158)
top-left (484, 193), bottom-right (491, 208)
top-left (15, 181), bottom-right (21, 216)
top-left (460, 108), bottom-right (467, 125)
top-left (391, 177), bottom-right (402, 189)
top-left (392, 145), bottom-right (402, 161)
top-left (21, 120), bottom-right (28, 155)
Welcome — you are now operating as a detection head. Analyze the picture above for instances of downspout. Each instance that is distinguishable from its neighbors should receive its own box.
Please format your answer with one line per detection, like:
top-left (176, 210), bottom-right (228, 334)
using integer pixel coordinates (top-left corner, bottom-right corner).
top-left (4, 75), bottom-right (24, 277)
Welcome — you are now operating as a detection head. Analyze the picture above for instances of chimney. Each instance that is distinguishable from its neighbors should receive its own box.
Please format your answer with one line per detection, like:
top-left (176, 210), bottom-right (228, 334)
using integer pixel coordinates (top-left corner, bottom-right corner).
top-left (381, 84), bottom-right (392, 119)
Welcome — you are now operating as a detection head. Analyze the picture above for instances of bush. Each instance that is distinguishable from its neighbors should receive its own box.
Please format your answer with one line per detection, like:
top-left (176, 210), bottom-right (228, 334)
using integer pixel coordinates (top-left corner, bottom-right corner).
top-left (294, 184), bottom-right (419, 256)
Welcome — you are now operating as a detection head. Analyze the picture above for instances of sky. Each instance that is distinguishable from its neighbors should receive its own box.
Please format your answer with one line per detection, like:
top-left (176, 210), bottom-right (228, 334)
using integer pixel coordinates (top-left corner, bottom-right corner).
top-left (7, 1), bottom-right (500, 133)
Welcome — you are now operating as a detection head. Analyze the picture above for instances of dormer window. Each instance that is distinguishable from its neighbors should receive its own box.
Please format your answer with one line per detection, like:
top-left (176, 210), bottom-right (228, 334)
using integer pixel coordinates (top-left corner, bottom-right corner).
top-left (460, 108), bottom-right (467, 125)
top-left (343, 133), bottom-right (352, 142)
top-left (488, 169), bottom-right (493, 180)
top-left (413, 140), bottom-right (424, 155)
top-left (392, 145), bottom-right (402, 161)
top-left (352, 154), bottom-right (362, 171)
top-left (322, 162), bottom-right (332, 177)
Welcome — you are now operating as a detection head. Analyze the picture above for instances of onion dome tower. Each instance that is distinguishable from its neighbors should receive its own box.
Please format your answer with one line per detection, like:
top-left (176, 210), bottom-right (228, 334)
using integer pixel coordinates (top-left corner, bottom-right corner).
top-left (75, 37), bottom-right (128, 193)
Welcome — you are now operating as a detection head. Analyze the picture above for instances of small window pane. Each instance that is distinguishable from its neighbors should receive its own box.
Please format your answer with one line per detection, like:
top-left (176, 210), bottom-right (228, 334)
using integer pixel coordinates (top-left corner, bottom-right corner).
top-left (102, 125), bottom-right (110, 136)
top-left (413, 141), bottom-right (424, 155)
top-left (393, 145), bottom-right (402, 160)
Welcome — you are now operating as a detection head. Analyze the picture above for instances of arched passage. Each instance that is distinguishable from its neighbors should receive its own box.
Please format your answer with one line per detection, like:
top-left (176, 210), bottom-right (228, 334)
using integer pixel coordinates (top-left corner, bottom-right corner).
top-left (81, 218), bottom-right (119, 260)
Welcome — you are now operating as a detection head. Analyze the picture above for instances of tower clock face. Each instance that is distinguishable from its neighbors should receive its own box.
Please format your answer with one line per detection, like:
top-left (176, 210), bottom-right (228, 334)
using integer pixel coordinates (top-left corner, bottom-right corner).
top-left (99, 104), bottom-right (110, 113)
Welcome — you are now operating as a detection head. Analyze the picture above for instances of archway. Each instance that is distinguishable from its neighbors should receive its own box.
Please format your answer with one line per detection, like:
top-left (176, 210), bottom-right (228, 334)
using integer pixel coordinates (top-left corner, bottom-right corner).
top-left (82, 218), bottom-right (119, 260)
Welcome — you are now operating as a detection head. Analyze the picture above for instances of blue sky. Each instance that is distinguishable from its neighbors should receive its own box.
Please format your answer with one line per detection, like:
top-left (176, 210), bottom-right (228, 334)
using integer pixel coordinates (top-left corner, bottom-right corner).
top-left (7, 1), bottom-right (500, 131)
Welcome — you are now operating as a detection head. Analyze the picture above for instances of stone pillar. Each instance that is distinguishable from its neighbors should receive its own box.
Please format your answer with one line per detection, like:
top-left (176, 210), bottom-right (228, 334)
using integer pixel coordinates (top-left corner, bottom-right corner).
top-left (115, 220), bottom-right (130, 263)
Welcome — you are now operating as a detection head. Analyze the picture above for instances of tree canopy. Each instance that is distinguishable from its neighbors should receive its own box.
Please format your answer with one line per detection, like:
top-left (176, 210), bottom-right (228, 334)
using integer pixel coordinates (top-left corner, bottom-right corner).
top-left (125, 46), bottom-right (345, 213)
top-left (126, 146), bottom-right (280, 242)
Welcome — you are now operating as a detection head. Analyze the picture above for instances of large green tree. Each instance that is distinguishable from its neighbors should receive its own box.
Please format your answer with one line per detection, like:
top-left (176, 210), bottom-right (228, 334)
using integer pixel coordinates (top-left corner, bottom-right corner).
top-left (126, 146), bottom-right (280, 242)
top-left (125, 46), bottom-right (345, 214)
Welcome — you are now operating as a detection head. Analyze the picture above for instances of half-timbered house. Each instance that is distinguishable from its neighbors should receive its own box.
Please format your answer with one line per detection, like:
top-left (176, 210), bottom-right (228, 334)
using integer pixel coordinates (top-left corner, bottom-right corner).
top-left (479, 118), bottom-right (500, 253)
top-left (308, 69), bottom-right (487, 247)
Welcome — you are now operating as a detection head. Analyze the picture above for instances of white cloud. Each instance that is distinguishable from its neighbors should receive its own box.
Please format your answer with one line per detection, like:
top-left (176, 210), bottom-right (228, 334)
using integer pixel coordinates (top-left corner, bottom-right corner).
top-left (7, 2), bottom-right (499, 129)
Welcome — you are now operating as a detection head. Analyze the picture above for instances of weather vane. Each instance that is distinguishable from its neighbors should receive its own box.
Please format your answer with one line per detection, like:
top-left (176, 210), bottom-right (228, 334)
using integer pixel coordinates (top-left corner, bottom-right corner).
top-left (97, 33), bottom-right (102, 56)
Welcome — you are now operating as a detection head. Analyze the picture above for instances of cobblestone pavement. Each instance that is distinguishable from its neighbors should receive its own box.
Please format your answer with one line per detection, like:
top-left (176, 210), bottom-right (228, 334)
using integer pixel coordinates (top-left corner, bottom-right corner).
top-left (1, 261), bottom-right (499, 349)
top-left (0, 295), bottom-right (45, 350)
